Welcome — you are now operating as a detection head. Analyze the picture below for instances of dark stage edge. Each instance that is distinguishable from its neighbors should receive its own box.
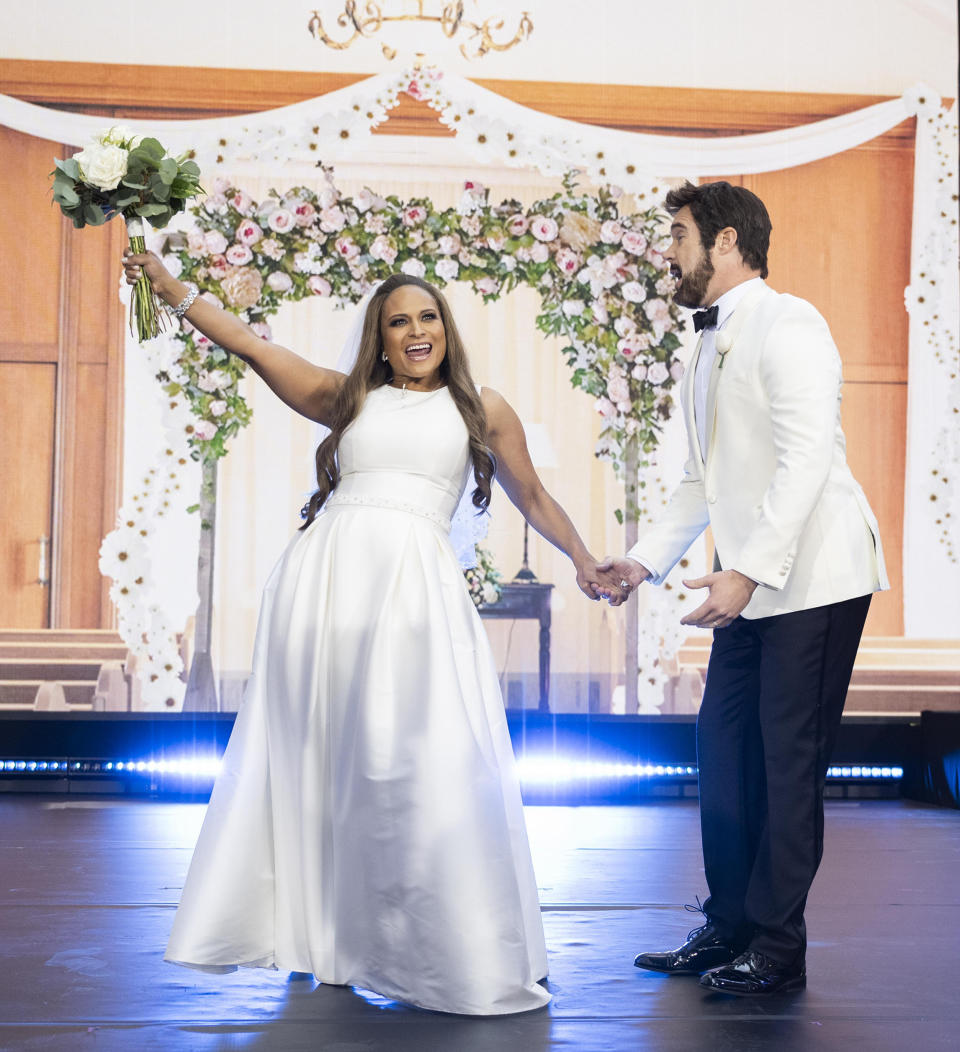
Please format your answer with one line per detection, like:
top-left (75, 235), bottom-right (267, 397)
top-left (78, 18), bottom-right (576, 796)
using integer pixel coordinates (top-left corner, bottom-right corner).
top-left (0, 712), bottom-right (921, 802)
top-left (0, 797), bottom-right (957, 1051)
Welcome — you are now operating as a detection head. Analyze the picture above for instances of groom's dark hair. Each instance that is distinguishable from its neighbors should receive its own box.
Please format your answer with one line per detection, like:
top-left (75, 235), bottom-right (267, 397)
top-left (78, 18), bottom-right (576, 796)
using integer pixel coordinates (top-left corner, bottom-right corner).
top-left (664, 181), bottom-right (771, 278)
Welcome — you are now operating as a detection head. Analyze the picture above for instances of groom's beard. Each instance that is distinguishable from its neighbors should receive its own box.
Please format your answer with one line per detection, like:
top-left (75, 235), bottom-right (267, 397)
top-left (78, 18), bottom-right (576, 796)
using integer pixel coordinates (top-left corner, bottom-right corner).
top-left (673, 253), bottom-right (715, 308)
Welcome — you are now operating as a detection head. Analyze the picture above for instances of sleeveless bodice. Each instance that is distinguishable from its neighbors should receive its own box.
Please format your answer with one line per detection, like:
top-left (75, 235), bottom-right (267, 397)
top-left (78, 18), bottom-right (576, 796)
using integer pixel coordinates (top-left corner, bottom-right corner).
top-left (329, 385), bottom-right (471, 529)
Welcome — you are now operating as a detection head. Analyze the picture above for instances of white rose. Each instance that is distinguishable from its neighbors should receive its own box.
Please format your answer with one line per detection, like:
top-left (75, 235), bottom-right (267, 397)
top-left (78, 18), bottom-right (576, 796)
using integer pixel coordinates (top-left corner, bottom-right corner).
top-left (267, 271), bottom-right (293, 292)
top-left (562, 299), bottom-right (585, 317)
top-left (208, 399), bottom-right (228, 417)
top-left (400, 258), bottom-right (426, 278)
top-left (435, 258), bottom-right (459, 281)
top-left (621, 281), bottom-right (647, 304)
top-left (74, 142), bottom-right (128, 192)
top-left (482, 583), bottom-right (499, 605)
top-left (647, 361), bottom-right (669, 385)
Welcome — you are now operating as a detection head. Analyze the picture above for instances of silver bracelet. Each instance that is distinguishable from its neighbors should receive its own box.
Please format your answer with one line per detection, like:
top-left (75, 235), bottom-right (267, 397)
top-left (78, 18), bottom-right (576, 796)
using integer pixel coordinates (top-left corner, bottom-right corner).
top-left (171, 282), bottom-right (199, 319)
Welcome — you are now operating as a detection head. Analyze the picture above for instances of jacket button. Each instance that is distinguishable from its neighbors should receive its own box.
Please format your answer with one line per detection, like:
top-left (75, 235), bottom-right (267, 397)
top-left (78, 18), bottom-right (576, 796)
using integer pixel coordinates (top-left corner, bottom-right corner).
top-left (708, 495), bottom-right (717, 504)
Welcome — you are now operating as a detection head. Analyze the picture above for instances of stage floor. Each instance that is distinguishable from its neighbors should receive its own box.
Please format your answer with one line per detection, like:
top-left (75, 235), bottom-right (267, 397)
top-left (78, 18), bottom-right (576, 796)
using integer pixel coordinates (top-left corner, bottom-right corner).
top-left (0, 797), bottom-right (957, 1051)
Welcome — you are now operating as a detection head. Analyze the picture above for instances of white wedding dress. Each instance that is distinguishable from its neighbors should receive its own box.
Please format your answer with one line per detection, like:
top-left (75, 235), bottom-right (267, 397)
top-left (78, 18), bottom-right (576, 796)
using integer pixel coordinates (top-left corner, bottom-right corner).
top-left (165, 383), bottom-right (551, 1015)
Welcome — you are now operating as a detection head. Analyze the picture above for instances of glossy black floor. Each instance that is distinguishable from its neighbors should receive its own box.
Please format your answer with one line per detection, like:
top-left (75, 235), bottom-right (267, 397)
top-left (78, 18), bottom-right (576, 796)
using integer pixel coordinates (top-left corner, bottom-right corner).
top-left (0, 796), bottom-right (957, 1051)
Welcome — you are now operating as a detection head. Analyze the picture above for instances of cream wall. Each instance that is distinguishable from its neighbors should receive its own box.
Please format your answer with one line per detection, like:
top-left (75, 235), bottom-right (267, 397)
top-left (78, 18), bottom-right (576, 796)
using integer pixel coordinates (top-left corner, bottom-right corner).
top-left (2, 1), bottom-right (957, 97)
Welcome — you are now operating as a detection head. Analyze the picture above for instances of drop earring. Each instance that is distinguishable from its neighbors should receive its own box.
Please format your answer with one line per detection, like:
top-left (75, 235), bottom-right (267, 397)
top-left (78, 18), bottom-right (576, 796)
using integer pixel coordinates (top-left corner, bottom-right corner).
top-left (381, 351), bottom-right (388, 362)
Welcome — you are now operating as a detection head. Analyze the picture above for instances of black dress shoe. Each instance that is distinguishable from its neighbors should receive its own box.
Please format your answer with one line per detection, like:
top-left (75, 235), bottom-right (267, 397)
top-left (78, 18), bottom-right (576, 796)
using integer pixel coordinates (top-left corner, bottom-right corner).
top-left (634, 923), bottom-right (739, 975)
top-left (699, 950), bottom-right (806, 995)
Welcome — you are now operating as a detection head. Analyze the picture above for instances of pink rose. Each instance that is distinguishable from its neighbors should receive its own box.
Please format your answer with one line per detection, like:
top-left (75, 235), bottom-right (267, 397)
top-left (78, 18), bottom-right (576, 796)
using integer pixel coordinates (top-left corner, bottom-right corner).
top-left (225, 244), bottom-right (253, 266)
top-left (319, 206), bottom-right (346, 233)
top-left (307, 276), bottom-right (332, 296)
top-left (406, 78), bottom-right (424, 100)
top-left (193, 420), bottom-right (217, 441)
top-left (267, 208), bottom-right (295, 234)
top-left (208, 399), bottom-right (228, 417)
top-left (235, 220), bottom-right (263, 246)
top-left (370, 235), bottom-right (398, 264)
top-left (266, 271), bottom-right (293, 292)
top-left (475, 276), bottom-right (499, 296)
top-left (293, 201), bottom-right (317, 227)
top-left (617, 334), bottom-right (649, 358)
top-left (402, 205), bottom-right (428, 227)
top-left (600, 219), bottom-right (624, 244)
top-left (400, 259), bottom-right (426, 278)
top-left (530, 215), bottom-right (559, 242)
top-left (595, 396), bottom-right (616, 420)
top-left (621, 230), bottom-right (648, 256)
top-left (334, 237), bottom-right (360, 260)
top-left (507, 214), bottom-right (529, 236)
top-left (204, 230), bottom-right (228, 255)
top-left (555, 247), bottom-right (581, 275)
top-left (208, 254), bottom-right (229, 279)
top-left (230, 191), bottom-right (253, 215)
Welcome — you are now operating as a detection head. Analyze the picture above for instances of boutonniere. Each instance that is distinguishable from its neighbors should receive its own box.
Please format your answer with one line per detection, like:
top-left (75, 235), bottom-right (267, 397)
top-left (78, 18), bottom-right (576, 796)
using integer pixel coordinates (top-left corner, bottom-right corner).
top-left (716, 331), bottom-right (733, 369)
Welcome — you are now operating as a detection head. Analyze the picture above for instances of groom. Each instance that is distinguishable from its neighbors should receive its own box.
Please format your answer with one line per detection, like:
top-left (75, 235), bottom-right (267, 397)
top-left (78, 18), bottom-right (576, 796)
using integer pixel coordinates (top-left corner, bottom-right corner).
top-left (600, 181), bottom-right (887, 995)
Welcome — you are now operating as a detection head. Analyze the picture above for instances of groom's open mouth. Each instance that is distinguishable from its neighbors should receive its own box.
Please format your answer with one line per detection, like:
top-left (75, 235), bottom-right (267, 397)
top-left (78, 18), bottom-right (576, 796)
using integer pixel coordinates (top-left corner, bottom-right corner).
top-left (404, 342), bottom-right (432, 362)
top-left (669, 264), bottom-right (682, 281)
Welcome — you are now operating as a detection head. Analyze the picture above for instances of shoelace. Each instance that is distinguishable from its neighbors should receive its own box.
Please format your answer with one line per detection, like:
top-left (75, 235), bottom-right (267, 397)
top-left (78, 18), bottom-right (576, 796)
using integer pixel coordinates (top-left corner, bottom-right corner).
top-left (683, 896), bottom-right (709, 942)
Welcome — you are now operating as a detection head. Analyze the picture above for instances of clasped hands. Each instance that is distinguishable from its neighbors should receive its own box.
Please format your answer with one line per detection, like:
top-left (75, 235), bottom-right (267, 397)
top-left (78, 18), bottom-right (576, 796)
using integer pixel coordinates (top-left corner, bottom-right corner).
top-left (592, 558), bottom-right (758, 627)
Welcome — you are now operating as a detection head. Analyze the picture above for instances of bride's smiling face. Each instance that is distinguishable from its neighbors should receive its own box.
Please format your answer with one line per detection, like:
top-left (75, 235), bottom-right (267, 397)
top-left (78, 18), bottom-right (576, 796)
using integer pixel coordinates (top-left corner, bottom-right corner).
top-left (380, 285), bottom-right (448, 387)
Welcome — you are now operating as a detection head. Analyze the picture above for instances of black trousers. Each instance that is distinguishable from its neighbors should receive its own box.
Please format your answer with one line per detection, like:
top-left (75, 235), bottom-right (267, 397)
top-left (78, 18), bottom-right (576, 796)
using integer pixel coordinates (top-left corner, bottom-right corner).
top-left (697, 593), bottom-right (871, 965)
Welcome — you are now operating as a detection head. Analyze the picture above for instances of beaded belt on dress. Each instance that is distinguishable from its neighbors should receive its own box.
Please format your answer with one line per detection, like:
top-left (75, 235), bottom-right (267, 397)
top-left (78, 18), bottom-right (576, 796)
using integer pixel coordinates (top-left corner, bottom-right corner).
top-left (324, 492), bottom-right (451, 530)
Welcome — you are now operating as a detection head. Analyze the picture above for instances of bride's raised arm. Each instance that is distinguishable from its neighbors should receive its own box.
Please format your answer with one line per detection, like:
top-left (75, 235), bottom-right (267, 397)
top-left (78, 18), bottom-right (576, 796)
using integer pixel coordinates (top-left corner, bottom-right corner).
top-left (123, 250), bottom-right (345, 426)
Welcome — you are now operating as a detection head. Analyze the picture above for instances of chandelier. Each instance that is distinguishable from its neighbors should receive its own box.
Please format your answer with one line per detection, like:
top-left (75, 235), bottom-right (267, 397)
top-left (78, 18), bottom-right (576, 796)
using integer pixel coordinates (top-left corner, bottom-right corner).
top-left (307, 2), bottom-right (534, 60)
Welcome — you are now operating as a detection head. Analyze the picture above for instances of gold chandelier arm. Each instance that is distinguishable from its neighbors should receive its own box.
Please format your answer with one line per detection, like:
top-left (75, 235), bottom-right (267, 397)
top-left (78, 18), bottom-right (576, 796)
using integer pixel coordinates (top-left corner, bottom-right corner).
top-left (459, 12), bottom-right (534, 60)
top-left (308, 1), bottom-right (385, 49)
top-left (440, 2), bottom-right (464, 38)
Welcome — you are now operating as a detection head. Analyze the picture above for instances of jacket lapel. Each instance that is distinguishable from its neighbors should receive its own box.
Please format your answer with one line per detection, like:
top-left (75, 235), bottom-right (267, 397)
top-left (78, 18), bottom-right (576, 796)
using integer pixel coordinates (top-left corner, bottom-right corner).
top-left (704, 282), bottom-right (771, 460)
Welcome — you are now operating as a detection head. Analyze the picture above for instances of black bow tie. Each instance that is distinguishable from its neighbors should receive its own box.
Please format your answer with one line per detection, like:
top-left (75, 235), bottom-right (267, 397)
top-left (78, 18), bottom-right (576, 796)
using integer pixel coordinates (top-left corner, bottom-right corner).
top-left (693, 305), bottom-right (719, 332)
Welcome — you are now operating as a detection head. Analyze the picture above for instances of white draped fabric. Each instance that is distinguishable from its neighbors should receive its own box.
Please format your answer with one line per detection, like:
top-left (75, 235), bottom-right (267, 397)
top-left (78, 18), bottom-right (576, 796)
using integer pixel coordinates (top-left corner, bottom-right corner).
top-left (1, 69), bottom-right (956, 635)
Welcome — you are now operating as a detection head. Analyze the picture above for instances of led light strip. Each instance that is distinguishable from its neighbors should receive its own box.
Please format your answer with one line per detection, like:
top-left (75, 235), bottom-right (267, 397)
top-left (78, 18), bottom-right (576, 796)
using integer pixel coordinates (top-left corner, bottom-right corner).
top-left (0, 758), bottom-right (905, 781)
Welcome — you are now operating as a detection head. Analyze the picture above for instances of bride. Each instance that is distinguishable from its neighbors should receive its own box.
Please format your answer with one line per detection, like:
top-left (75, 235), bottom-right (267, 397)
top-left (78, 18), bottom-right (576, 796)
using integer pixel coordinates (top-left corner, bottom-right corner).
top-left (123, 253), bottom-right (624, 1015)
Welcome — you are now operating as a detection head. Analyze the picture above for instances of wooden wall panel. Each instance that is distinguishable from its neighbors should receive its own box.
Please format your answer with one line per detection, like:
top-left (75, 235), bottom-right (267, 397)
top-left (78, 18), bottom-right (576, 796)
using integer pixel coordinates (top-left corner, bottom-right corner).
top-left (841, 382), bottom-right (907, 636)
top-left (745, 133), bottom-right (913, 384)
top-left (0, 125), bottom-right (63, 359)
top-left (0, 363), bottom-right (56, 627)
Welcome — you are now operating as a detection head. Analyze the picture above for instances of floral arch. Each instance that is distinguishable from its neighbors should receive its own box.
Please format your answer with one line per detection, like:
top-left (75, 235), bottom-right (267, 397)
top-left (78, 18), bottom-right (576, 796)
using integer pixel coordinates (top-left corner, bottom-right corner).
top-left (104, 165), bottom-right (693, 709)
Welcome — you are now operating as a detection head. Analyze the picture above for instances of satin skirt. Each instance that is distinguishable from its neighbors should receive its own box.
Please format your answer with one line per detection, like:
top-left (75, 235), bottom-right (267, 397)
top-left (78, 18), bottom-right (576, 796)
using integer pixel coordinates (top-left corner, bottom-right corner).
top-left (164, 503), bottom-right (550, 1015)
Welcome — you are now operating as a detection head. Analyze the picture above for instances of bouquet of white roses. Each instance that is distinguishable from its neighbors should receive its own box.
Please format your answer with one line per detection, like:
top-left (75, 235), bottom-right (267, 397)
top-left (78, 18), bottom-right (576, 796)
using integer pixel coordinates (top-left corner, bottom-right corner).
top-left (51, 127), bottom-right (204, 341)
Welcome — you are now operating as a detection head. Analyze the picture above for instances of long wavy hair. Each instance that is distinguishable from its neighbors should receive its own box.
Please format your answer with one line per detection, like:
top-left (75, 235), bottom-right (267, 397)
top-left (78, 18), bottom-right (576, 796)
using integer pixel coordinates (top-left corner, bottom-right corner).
top-left (300, 273), bottom-right (495, 528)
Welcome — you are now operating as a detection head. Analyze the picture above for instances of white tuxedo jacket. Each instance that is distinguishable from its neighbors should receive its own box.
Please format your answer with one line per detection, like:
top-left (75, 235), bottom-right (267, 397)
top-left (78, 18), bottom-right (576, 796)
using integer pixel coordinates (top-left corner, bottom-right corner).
top-left (629, 282), bottom-right (888, 619)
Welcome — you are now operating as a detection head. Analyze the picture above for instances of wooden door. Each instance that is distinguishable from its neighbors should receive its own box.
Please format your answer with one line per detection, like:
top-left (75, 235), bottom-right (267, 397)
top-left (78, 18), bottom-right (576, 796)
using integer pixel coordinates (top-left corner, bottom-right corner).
top-left (0, 363), bottom-right (56, 625)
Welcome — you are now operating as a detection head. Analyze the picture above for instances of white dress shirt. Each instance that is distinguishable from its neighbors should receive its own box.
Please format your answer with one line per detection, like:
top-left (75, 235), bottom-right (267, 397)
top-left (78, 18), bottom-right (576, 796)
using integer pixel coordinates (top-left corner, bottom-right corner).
top-left (694, 277), bottom-right (765, 459)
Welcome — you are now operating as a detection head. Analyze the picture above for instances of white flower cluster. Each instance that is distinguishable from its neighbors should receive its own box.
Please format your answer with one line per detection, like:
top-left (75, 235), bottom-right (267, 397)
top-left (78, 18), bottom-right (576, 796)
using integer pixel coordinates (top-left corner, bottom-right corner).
top-left (99, 323), bottom-right (200, 710)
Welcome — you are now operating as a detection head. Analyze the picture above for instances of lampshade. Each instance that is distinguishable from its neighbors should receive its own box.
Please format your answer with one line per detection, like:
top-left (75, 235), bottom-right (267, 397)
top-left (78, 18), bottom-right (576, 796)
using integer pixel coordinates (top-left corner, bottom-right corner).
top-left (522, 421), bottom-right (558, 470)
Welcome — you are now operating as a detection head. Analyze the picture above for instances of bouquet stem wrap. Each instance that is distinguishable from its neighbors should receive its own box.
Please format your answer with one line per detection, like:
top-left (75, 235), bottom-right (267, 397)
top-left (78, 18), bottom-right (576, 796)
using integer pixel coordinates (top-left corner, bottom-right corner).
top-left (125, 216), bottom-right (166, 342)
